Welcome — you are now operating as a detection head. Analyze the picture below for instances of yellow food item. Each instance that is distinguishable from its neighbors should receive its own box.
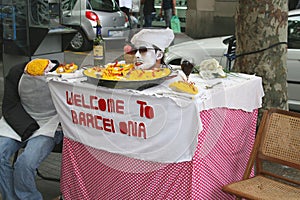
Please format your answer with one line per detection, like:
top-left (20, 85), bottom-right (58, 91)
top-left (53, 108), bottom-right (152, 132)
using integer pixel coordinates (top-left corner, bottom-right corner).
top-left (25, 59), bottom-right (49, 76)
top-left (56, 63), bottom-right (78, 74)
top-left (83, 63), bottom-right (171, 81)
top-left (126, 68), bottom-right (171, 81)
top-left (169, 81), bottom-right (198, 95)
top-left (101, 63), bottom-right (135, 80)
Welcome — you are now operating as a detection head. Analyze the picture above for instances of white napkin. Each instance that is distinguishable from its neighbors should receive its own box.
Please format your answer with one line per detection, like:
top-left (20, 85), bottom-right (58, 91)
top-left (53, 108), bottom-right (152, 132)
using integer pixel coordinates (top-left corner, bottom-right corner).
top-left (134, 72), bottom-right (203, 107)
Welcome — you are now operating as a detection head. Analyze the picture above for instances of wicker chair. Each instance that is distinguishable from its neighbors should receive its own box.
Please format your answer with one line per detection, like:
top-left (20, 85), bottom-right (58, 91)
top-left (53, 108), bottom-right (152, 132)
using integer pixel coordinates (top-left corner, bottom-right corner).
top-left (222, 108), bottom-right (300, 200)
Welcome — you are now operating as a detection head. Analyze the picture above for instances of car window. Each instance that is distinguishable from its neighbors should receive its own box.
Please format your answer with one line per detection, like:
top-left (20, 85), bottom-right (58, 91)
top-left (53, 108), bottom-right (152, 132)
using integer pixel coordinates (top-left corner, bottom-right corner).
top-left (88, 0), bottom-right (119, 12)
top-left (63, 0), bottom-right (79, 10)
top-left (87, 0), bottom-right (92, 9)
top-left (288, 15), bottom-right (300, 49)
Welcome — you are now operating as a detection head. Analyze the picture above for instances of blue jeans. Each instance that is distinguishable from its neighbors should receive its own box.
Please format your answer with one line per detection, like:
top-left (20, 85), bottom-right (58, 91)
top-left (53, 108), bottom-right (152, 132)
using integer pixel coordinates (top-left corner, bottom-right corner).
top-left (164, 9), bottom-right (173, 28)
top-left (144, 12), bottom-right (156, 27)
top-left (0, 131), bottom-right (63, 200)
top-left (144, 14), bottom-right (153, 27)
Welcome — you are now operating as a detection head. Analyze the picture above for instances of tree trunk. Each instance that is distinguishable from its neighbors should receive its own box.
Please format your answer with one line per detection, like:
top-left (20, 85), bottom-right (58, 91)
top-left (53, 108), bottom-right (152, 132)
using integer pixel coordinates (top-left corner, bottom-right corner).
top-left (233, 0), bottom-right (289, 121)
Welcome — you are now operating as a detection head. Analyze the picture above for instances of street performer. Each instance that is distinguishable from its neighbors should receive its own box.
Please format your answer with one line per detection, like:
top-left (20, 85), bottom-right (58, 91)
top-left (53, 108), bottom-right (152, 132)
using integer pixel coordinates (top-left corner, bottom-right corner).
top-left (0, 59), bottom-right (63, 200)
top-left (123, 28), bottom-right (175, 70)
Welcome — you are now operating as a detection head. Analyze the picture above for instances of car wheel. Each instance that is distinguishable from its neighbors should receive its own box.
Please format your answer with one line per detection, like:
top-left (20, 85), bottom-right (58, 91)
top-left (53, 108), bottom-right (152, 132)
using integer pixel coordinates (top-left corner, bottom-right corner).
top-left (69, 29), bottom-right (93, 52)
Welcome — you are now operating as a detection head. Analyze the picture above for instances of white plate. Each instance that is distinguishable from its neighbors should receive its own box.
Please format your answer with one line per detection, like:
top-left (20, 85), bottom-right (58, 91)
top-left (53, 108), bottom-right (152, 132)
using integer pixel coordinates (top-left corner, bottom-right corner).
top-left (169, 64), bottom-right (181, 70)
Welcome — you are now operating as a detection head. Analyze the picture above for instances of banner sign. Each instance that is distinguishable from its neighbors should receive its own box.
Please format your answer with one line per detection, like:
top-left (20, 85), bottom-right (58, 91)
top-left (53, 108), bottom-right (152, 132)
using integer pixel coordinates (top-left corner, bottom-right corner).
top-left (49, 81), bottom-right (201, 163)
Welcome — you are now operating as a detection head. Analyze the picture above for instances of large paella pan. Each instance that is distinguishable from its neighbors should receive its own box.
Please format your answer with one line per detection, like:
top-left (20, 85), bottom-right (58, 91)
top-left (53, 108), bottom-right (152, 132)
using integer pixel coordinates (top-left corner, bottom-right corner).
top-left (83, 62), bottom-right (172, 90)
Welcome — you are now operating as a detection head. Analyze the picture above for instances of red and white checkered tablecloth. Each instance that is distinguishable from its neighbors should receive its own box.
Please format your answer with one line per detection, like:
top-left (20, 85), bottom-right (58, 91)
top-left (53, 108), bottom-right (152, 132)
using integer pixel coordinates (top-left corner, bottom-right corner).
top-left (60, 108), bottom-right (257, 200)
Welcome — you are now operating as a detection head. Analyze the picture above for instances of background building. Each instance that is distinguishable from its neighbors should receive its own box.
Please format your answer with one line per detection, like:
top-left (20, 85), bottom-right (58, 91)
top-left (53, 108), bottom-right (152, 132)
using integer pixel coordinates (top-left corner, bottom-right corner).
top-left (183, 0), bottom-right (298, 39)
top-left (152, 0), bottom-right (236, 38)
top-left (185, 0), bottom-right (237, 39)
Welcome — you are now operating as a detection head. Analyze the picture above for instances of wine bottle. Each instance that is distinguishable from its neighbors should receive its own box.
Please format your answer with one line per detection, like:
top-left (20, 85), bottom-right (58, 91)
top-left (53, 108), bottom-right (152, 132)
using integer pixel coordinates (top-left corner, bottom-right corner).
top-left (93, 20), bottom-right (106, 67)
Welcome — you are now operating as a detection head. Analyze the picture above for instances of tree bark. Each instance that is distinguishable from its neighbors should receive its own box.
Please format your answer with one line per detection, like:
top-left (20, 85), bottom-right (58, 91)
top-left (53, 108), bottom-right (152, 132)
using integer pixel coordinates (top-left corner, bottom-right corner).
top-left (233, 0), bottom-right (289, 122)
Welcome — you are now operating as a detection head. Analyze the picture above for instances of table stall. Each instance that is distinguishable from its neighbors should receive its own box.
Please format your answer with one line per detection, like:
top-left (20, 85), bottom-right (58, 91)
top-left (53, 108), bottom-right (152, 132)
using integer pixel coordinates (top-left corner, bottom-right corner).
top-left (48, 71), bottom-right (264, 199)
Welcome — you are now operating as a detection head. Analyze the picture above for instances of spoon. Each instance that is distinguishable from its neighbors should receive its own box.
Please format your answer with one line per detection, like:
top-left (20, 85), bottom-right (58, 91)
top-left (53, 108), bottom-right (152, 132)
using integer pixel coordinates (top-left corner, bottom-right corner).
top-left (205, 82), bottom-right (222, 89)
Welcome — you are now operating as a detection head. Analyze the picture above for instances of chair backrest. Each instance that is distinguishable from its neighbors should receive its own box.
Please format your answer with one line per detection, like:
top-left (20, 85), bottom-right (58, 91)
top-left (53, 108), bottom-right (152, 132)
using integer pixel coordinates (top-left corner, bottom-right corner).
top-left (253, 108), bottom-right (300, 185)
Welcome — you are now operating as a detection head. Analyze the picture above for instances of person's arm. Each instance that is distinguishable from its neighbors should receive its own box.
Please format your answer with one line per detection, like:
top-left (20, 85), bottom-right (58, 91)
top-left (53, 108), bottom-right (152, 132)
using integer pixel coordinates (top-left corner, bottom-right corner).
top-left (2, 63), bottom-right (39, 141)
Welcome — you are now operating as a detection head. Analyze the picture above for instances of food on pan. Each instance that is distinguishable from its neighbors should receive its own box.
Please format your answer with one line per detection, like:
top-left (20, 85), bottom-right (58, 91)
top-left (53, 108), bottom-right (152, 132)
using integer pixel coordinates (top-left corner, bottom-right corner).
top-left (102, 62), bottom-right (135, 79)
top-left (83, 62), bottom-right (171, 81)
top-left (125, 68), bottom-right (171, 81)
top-left (169, 81), bottom-right (198, 95)
top-left (55, 63), bottom-right (78, 74)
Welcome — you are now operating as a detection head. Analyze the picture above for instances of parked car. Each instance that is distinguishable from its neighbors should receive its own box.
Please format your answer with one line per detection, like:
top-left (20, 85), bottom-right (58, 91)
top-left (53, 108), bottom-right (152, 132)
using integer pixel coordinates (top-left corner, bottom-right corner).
top-left (165, 9), bottom-right (300, 112)
top-left (62, 0), bottom-right (129, 51)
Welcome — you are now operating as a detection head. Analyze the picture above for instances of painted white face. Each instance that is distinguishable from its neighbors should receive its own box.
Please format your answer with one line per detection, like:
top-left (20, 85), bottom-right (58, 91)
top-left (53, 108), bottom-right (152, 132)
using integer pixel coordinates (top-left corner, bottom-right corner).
top-left (133, 45), bottom-right (158, 70)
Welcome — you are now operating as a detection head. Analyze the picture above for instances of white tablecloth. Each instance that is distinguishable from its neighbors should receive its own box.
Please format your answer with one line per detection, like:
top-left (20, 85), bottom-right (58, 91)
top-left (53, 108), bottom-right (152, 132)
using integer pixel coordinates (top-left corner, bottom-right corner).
top-left (142, 72), bottom-right (264, 112)
top-left (48, 72), bottom-right (264, 163)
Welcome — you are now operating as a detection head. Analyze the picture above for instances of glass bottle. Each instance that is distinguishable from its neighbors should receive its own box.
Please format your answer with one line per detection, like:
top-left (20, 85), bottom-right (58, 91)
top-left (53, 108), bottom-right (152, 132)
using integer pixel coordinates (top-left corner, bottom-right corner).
top-left (93, 20), bottom-right (106, 67)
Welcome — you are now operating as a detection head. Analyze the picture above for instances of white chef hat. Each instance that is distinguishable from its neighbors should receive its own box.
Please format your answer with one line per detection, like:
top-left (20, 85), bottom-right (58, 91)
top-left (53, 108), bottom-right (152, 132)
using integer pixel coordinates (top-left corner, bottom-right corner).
top-left (130, 28), bottom-right (175, 52)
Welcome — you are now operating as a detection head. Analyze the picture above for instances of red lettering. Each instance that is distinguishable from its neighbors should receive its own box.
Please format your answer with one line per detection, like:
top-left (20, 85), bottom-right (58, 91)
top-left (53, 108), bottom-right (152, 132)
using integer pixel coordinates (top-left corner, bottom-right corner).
top-left (145, 106), bottom-right (154, 119)
top-left (71, 110), bottom-right (78, 124)
top-left (107, 99), bottom-right (115, 112)
top-left (128, 121), bottom-right (137, 137)
top-left (66, 91), bottom-right (73, 105)
top-left (95, 116), bottom-right (103, 130)
top-left (66, 91), bottom-right (124, 115)
top-left (73, 94), bottom-right (81, 106)
top-left (78, 112), bottom-right (87, 126)
top-left (82, 95), bottom-right (90, 109)
top-left (90, 95), bottom-right (98, 110)
top-left (116, 100), bottom-right (124, 114)
top-left (136, 100), bottom-right (147, 117)
top-left (103, 118), bottom-right (114, 132)
top-left (86, 113), bottom-right (94, 127)
top-left (69, 110), bottom-right (116, 133)
top-left (118, 121), bottom-right (147, 139)
top-left (119, 122), bottom-right (127, 134)
top-left (98, 98), bottom-right (106, 111)
top-left (138, 123), bottom-right (147, 139)
top-left (111, 119), bottom-right (115, 132)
